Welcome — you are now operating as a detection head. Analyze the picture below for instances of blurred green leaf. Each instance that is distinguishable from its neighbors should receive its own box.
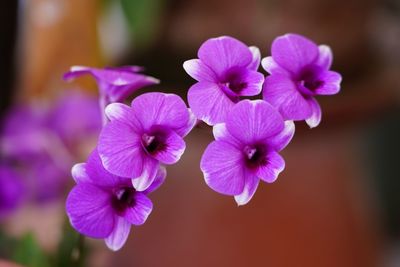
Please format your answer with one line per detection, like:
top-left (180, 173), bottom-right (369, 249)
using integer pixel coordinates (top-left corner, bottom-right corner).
top-left (120, 0), bottom-right (164, 49)
top-left (55, 219), bottom-right (87, 267)
top-left (12, 233), bottom-right (50, 267)
top-left (0, 230), bottom-right (18, 258)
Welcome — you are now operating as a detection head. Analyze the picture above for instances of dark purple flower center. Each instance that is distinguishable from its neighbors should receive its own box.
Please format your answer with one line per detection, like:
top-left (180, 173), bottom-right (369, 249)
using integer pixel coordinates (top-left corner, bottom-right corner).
top-left (111, 187), bottom-right (136, 215)
top-left (141, 127), bottom-right (167, 155)
top-left (220, 67), bottom-right (248, 102)
top-left (243, 144), bottom-right (267, 169)
top-left (297, 65), bottom-right (324, 95)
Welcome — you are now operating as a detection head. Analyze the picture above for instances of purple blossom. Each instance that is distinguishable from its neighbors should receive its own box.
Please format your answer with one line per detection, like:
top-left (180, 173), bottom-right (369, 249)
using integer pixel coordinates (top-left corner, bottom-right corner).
top-left (184, 36), bottom-right (264, 125)
top-left (66, 149), bottom-right (165, 251)
top-left (63, 65), bottom-right (160, 103)
top-left (48, 90), bottom-right (102, 147)
top-left (0, 164), bottom-right (25, 219)
top-left (98, 92), bottom-right (195, 191)
top-left (262, 33), bottom-right (342, 128)
top-left (1, 104), bottom-right (72, 202)
top-left (0, 90), bottom-right (101, 203)
top-left (200, 100), bottom-right (295, 205)
top-left (1, 104), bottom-right (48, 158)
top-left (24, 154), bottom-right (70, 203)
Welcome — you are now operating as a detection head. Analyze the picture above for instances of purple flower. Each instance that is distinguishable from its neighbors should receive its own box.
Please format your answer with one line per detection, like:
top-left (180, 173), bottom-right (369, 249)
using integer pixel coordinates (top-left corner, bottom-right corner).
top-left (200, 100), bottom-right (295, 205)
top-left (1, 104), bottom-right (48, 158)
top-left (0, 164), bottom-right (25, 219)
top-left (183, 36), bottom-right (264, 125)
top-left (24, 154), bottom-right (70, 203)
top-left (1, 90), bottom-right (101, 204)
top-left (98, 92), bottom-right (195, 191)
top-left (262, 33), bottom-right (342, 128)
top-left (63, 66), bottom-right (160, 103)
top-left (48, 90), bottom-right (102, 147)
top-left (66, 149), bottom-right (165, 251)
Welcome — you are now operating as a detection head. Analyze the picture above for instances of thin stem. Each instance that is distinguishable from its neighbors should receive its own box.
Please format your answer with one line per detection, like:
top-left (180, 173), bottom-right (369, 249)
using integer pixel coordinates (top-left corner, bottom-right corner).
top-left (72, 234), bottom-right (85, 267)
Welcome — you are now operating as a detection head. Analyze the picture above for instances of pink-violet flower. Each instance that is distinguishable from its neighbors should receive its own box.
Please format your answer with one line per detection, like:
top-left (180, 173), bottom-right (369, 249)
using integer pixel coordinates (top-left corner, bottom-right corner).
top-left (63, 66), bottom-right (160, 124)
top-left (200, 100), bottom-right (295, 205)
top-left (0, 164), bottom-right (25, 219)
top-left (1, 103), bottom-right (73, 203)
top-left (1, 90), bottom-right (103, 203)
top-left (66, 149), bottom-right (165, 251)
top-left (63, 66), bottom-right (159, 103)
top-left (262, 33), bottom-right (342, 128)
top-left (48, 90), bottom-right (102, 147)
top-left (183, 36), bottom-right (264, 125)
top-left (98, 92), bottom-right (195, 191)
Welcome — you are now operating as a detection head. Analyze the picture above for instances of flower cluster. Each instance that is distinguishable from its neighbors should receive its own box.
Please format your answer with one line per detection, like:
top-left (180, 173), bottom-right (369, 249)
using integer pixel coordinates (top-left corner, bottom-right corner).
top-left (184, 33), bottom-right (341, 205)
top-left (64, 33), bottom-right (341, 251)
top-left (64, 67), bottom-right (195, 250)
top-left (0, 90), bottom-right (101, 216)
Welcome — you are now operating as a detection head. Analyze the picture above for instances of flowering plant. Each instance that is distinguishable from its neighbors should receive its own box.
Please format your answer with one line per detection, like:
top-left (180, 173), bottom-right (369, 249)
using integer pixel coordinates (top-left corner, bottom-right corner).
top-left (63, 33), bottom-right (341, 252)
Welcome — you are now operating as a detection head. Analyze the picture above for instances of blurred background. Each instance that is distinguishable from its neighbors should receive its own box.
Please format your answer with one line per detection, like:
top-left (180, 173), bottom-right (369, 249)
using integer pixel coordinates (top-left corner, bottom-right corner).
top-left (0, 0), bottom-right (399, 266)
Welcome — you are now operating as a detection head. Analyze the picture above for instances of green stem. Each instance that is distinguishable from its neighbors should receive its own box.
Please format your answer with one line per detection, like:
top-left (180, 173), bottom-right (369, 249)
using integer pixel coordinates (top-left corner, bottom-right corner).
top-left (72, 234), bottom-right (85, 267)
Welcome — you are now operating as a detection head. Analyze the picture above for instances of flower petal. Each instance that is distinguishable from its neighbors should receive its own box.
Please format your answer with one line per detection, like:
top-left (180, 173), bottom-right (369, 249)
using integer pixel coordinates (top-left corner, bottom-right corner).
top-left (105, 103), bottom-right (140, 128)
top-left (98, 120), bottom-right (144, 178)
top-left (124, 192), bottom-right (153, 225)
top-left (200, 141), bottom-right (245, 195)
top-left (212, 123), bottom-right (241, 148)
top-left (131, 93), bottom-right (192, 137)
top-left (271, 33), bottom-right (319, 74)
top-left (143, 166), bottom-right (167, 194)
top-left (188, 81), bottom-right (235, 125)
top-left (263, 74), bottom-right (312, 121)
top-left (316, 45), bottom-right (333, 70)
top-left (268, 120), bottom-right (295, 151)
top-left (314, 71), bottom-right (342, 95)
top-left (173, 108), bottom-right (196, 138)
top-left (212, 123), bottom-right (228, 141)
top-left (151, 130), bottom-right (186, 165)
top-left (105, 65), bottom-right (144, 73)
top-left (105, 216), bottom-right (131, 251)
top-left (105, 75), bottom-right (159, 102)
top-left (234, 173), bottom-right (259, 206)
top-left (63, 66), bottom-right (92, 81)
top-left (64, 66), bottom-right (159, 102)
top-left (305, 97), bottom-right (322, 128)
top-left (198, 36), bottom-right (252, 77)
top-left (257, 151), bottom-right (285, 183)
top-left (66, 183), bottom-right (114, 238)
top-left (235, 69), bottom-right (264, 96)
top-left (131, 156), bottom-right (159, 191)
top-left (226, 100), bottom-right (284, 143)
top-left (0, 166), bottom-right (24, 218)
top-left (86, 148), bottom-right (130, 188)
top-left (71, 163), bottom-right (90, 184)
top-left (247, 46), bottom-right (261, 71)
top-left (183, 59), bottom-right (217, 82)
top-left (261, 57), bottom-right (290, 76)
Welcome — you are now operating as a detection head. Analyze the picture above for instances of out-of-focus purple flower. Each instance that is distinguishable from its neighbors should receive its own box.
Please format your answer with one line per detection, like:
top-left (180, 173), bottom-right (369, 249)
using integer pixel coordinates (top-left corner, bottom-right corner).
top-left (1, 104), bottom-right (48, 158)
top-left (0, 92), bottom-right (100, 203)
top-left (48, 90), bottom-right (102, 147)
top-left (262, 33), bottom-right (342, 128)
top-left (66, 149), bottom-right (165, 251)
top-left (183, 36), bottom-right (264, 125)
top-left (98, 92), bottom-right (195, 191)
top-left (0, 164), bottom-right (24, 219)
top-left (200, 100), bottom-right (294, 205)
top-left (1, 104), bottom-right (71, 202)
top-left (23, 154), bottom-right (70, 203)
top-left (63, 66), bottom-right (160, 103)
